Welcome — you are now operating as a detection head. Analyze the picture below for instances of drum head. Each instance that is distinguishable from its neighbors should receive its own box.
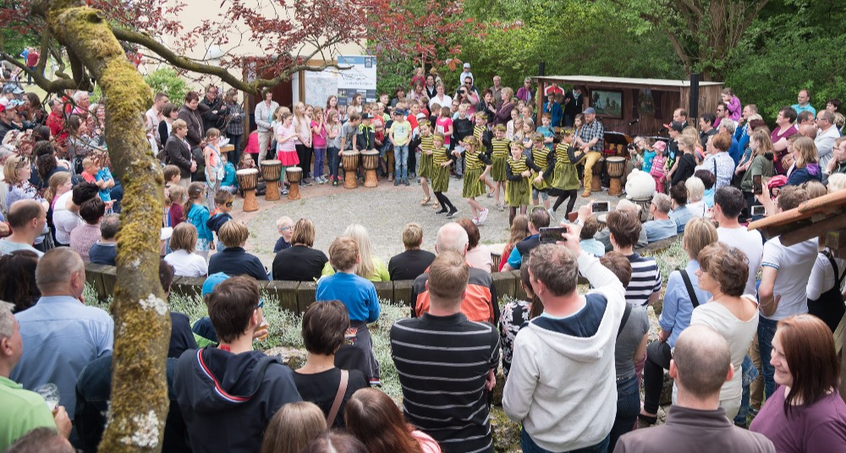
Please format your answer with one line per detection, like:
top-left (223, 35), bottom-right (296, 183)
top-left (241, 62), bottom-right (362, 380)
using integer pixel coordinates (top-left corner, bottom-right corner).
top-left (261, 160), bottom-right (282, 165)
top-left (237, 169), bottom-right (259, 175)
top-left (343, 151), bottom-right (360, 156)
top-left (607, 157), bottom-right (625, 163)
top-left (287, 167), bottom-right (302, 172)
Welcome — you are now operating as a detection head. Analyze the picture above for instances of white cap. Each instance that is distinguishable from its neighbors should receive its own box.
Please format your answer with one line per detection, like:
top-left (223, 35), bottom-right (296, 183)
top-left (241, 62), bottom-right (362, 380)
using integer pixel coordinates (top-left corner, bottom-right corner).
top-left (463, 62), bottom-right (470, 69)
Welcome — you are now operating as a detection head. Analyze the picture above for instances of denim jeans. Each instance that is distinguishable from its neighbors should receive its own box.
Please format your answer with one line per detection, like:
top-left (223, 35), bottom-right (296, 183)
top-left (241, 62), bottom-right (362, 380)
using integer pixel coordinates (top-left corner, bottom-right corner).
top-left (521, 428), bottom-right (609, 453)
top-left (734, 354), bottom-right (759, 426)
top-left (394, 144), bottom-right (409, 179)
top-left (610, 374), bottom-right (639, 449)
top-left (313, 147), bottom-right (326, 178)
top-left (757, 315), bottom-right (779, 399)
top-left (327, 147), bottom-right (340, 179)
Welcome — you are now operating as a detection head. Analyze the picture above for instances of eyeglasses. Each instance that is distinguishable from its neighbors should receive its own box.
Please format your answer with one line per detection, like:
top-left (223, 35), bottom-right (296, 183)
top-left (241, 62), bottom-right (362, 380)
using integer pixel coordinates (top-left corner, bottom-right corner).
top-left (279, 226), bottom-right (292, 231)
top-left (225, 201), bottom-right (233, 208)
top-left (256, 299), bottom-right (264, 310)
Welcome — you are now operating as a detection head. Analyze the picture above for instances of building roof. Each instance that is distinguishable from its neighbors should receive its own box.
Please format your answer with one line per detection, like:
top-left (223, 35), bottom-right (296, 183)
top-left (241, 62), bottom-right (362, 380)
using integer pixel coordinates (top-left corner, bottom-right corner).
top-left (531, 75), bottom-right (723, 89)
top-left (748, 189), bottom-right (846, 253)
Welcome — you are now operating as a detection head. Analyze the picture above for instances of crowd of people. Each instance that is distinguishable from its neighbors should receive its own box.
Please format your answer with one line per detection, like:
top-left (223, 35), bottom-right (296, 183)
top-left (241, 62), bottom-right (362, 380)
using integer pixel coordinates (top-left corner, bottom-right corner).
top-left (2, 63), bottom-right (846, 453)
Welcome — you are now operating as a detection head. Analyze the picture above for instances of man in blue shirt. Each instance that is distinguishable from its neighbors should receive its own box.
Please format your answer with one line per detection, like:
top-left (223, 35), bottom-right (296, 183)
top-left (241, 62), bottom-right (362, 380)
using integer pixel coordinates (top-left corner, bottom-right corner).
top-left (643, 193), bottom-right (678, 243)
top-left (502, 208), bottom-right (550, 271)
top-left (791, 88), bottom-right (816, 117)
top-left (11, 248), bottom-right (114, 422)
top-left (88, 214), bottom-right (118, 265)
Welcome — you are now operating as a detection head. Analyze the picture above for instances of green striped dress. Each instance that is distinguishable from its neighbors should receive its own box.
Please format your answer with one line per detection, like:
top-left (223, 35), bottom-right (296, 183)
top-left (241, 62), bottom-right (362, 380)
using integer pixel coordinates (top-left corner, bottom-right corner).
top-left (462, 148), bottom-right (490, 198)
top-left (529, 146), bottom-right (553, 191)
top-left (431, 145), bottom-right (451, 192)
top-left (551, 142), bottom-right (580, 191)
top-left (506, 155), bottom-right (531, 207)
top-left (418, 134), bottom-right (434, 178)
top-left (490, 138), bottom-right (509, 182)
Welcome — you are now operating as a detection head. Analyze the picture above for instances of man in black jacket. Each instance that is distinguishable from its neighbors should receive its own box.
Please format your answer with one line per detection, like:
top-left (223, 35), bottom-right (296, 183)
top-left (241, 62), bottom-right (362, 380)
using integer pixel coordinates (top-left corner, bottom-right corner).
top-left (174, 276), bottom-right (301, 453)
top-left (200, 84), bottom-right (228, 134)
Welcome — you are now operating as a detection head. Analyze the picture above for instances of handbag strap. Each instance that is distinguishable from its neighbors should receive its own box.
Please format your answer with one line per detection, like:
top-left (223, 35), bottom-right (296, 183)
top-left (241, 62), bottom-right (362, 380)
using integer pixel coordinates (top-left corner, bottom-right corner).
top-left (326, 369), bottom-right (349, 427)
top-left (617, 302), bottom-right (633, 338)
top-left (679, 268), bottom-right (701, 308)
top-left (824, 250), bottom-right (846, 287)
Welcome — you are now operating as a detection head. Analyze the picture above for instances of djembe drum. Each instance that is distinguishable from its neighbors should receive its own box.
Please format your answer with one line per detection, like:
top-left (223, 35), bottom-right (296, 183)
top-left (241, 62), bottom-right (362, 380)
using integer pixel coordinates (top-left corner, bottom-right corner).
top-left (342, 151), bottom-right (360, 189)
top-left (591, 157), bottom-right (605, 192)
top-left (361, 150), bottom-right (379, 188)
top-left (286, 167), bottom-right (302, 200)
top-left (236, 169), bottom-right (259, 212)
top-left (261, 160), bottom-right (282, 201)
top-left (606, 157), bottom-right (626, 196)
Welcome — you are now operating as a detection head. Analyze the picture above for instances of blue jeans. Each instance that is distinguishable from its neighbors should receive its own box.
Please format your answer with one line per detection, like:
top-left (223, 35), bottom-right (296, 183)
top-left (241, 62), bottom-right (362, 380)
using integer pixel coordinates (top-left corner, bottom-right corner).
top-left (394, 144), bottom-right (409, 180)
top-left (610, 375), bottom-right (639, 449)
top-left (521, 428), bottom-right (609, 453)
top-left (757, 315), bottom-right (779, 399)
top-left (734, 354), bottom-right (759, 426)
top-left (327, 147), bottom-right (340, 179)
top-left (313, 147), bottom-right (326, 178)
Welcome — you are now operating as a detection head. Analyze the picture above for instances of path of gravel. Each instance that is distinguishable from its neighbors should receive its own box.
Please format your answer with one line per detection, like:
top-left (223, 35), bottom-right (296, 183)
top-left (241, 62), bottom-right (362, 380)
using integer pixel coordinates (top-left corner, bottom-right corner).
top-left (230, 176), bottom-right (622, 268)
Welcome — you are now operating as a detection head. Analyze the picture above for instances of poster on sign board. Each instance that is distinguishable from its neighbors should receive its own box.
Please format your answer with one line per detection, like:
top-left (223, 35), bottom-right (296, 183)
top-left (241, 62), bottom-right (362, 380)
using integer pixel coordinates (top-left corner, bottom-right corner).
top-left (337, 55), bottom-right (377, 107)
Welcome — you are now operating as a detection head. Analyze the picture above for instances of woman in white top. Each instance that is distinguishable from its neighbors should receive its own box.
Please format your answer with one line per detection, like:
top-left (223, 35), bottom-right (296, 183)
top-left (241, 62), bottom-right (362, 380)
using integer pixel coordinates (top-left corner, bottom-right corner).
top-left (164, 222), bottom-right (208, 278)
top-left (691, 242), bottom-right (759, 419)
top-left (428, 82), bottom-right (452, 112)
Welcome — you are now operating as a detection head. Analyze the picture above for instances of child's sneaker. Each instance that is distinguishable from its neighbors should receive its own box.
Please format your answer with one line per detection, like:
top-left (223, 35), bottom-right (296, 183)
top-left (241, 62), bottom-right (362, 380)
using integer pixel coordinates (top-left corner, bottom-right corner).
top-left (478, 208), bottom-right (489, 225)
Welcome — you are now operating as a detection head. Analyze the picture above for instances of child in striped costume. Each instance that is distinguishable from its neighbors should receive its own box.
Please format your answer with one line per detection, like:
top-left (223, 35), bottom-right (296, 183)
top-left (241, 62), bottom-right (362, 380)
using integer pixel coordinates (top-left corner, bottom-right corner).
top-left (506, 140), bottom-right (531, 225)
top-left (417, 121), bottom-right (434, 207)
top-left (549, 129), bottom-right (580, 218)
top-left (431, 133), bottom-right (458, 217)
top-left (490, 125), bottom-right (510, 211)
top-left (473, 112), bottom-right (496, 198)
top-left (455, 136), bottom-right (492, 225)
top-left (527, 132), bottom-right (556, 218)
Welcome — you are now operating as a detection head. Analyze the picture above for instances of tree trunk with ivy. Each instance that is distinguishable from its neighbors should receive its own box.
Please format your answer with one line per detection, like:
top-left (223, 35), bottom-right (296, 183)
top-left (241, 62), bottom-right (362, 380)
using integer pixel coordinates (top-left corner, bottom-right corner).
top-left (33, 0), bottom-right (171, 451)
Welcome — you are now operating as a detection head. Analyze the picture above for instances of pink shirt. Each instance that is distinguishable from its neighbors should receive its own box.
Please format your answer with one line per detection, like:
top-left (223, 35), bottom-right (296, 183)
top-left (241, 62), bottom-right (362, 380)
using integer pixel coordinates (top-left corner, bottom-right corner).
top-left (435, 117), bottom-right (453, 145)
top-left (311, 120), bottom-right (327, 148)
top-left (411, 430), bottom-right (442, 453)
top-left (276, 122), bottom-right (297, 153)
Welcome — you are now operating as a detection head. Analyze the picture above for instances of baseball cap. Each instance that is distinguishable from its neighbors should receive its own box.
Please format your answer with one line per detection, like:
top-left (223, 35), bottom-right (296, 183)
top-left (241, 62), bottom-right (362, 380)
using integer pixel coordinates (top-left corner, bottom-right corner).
top-left (1, 84), bottom-right (14, 94)
top-left (6, 99), bottom-right (24, 109)
top-left (463, 62), bottom-right (471, 69)
top-left (202, 272), bottom-right (230, 298)
top-left (669, 121), bottom-right (684, 132)
top-left (11, 86), bottom-right (24, 95)
top-left (361, 113), bottom-right (373, 120)
top-left (583, 107), bottom-right (596, 115)
top-left (0, 104), bottom-right (5, 113)
top-left (653, 140), bottom-right (667, 152)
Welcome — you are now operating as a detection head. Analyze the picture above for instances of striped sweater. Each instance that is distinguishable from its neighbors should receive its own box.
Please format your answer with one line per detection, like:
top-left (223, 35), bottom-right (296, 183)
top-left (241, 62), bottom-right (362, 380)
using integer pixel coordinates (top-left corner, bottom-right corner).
top-left (390, 313), bottom-right (500, 453)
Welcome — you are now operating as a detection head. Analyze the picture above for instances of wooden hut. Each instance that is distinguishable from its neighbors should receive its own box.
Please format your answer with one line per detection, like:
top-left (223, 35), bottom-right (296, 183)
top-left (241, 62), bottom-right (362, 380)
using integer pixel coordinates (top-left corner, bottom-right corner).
top-left (531, 75), bottom-right (724, 137)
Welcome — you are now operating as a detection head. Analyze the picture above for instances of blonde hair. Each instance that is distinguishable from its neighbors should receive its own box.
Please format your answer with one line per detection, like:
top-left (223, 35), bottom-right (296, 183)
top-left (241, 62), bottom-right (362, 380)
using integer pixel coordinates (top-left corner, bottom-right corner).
top-left (45, 171), bottom-right (71, 205)
top-left (3, 155), bottom-right (29, 184)
top-left (261, 402), bottom-right (327, 453)
top-left (274, 106), bottom-right (292, 122)
top-left (793, 136), bottom-right (818, 169)
top-left (342, 224), bottom-right (376, 280)
top-left (683, 217), bottom-right (718, 260)
top-left (402, 223), bottom-right (424, 249)
top-left (828, 173), bottom-right (846, 192)
top-left (329, 236), bottom-right (360, 272)
top-left (751, 129), bottom-right (774, 157)
top-left (205, 127), bottom-right (221, 140)
top-left (218, 221), bottom-right (249, 248)
top-left (275, 216), bottom-right (293, 230)
top-left (685, 176), bottom-right (705, 202)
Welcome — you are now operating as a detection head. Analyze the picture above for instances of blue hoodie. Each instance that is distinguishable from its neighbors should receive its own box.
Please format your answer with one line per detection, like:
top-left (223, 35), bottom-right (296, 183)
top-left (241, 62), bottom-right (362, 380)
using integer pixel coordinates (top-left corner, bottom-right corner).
top-left (787, 162), bottom-right (822, 186)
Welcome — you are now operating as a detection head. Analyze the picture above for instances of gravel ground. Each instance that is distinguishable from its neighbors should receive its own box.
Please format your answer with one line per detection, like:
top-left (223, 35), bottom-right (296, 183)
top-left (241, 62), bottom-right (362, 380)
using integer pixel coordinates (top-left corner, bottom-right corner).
top-left (229, 175), bottom-right (624, 268)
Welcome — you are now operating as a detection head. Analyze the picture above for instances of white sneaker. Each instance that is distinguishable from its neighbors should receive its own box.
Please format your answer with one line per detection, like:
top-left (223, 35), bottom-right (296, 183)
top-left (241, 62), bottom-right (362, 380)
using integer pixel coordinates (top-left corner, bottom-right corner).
top-left (478, 208), bottom-right (489, 225)
top-left (472, 217), bottom-right (480, 225)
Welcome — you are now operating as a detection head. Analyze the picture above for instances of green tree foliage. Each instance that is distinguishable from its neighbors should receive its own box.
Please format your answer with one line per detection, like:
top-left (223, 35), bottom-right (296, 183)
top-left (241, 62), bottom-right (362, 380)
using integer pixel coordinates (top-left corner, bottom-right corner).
top-left (724, 0), bottom-right (846, 120)
top-left (144, 68), bottom-right (188, 106)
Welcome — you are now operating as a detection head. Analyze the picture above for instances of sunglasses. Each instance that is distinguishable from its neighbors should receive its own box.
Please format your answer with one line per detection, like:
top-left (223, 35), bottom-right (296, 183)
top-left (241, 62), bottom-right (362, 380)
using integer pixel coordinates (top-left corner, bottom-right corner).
top-left (256, 299), bottom-right (264, 310)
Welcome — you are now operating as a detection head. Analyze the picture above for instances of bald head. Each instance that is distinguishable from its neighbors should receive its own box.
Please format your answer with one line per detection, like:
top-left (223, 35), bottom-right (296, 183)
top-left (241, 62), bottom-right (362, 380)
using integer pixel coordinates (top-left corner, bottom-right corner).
top-left (435, 223), bottom-right (469, 256)
top-left (36, 248), bottom-right (85, 295)
top-left (672, 324), bottom-right (732, 400)
top-left (7, 199), bottom-right (45, 230)
top-left (616, 199), bottom-right (639, 215)
top-left (799, 124), bottom-right (817, 139)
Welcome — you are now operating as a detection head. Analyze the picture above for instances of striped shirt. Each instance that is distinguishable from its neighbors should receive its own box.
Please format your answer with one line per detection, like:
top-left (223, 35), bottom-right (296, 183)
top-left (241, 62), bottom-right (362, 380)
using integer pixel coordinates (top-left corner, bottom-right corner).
top-left (473, 125), bottom-right (486, 143)
top-left (555, 142), bottom-right (573, 164)
top-left (420, 134), bottom-right (435, 155)
top-left (491, 138), bottom-right (509, 159)
top-left (433, 145), bottom-right (451, 166)
top-left (465, 148), bottom-right (492, 171)
top-left (390, 313), bottom-right (500, 453)
top-left (507, 155), bottom-right (529, 174)
top-left (625, 253), bottom-right (662, 306)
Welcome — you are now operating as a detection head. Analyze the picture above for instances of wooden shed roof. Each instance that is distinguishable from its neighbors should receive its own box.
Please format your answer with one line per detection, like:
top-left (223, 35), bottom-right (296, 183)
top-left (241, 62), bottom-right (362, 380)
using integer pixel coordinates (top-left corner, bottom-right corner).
top-left (531, 75), bottom-right (724, 89)
top-left (748, 189), bottom-right (846, 253)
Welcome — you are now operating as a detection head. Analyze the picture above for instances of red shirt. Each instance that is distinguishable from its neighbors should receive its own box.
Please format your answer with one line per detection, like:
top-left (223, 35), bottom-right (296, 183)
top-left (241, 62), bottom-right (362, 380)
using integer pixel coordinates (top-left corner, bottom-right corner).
top-left (47, 112), bottom-right (68, 145)
top-left (25, 51), bottom-right (39, 67)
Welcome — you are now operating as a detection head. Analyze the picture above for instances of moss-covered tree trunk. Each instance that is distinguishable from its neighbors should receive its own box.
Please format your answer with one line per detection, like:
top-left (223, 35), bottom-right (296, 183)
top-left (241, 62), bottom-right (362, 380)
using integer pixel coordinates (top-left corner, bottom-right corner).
top-left (33, 1), bottom-right (171, 451)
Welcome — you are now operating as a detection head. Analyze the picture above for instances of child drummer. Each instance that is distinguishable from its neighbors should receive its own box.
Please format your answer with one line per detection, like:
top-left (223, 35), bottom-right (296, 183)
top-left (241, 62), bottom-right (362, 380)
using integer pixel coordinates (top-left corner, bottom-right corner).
top-left (431, 133), bottom-right (458, 217)
top-left (454, 136), bottom-right (491, 225)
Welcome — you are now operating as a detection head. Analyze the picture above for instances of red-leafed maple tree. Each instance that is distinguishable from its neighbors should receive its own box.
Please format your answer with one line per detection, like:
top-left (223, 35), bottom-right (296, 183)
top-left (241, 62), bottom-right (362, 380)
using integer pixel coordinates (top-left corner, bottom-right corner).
top-left (0, 0), bottom-right (393, 451)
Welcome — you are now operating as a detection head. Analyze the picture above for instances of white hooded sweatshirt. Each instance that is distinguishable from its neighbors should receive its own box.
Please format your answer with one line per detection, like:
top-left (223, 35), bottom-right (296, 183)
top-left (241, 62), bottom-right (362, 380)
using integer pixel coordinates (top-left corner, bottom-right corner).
top-left (503, 252), bottom-right (626, 451)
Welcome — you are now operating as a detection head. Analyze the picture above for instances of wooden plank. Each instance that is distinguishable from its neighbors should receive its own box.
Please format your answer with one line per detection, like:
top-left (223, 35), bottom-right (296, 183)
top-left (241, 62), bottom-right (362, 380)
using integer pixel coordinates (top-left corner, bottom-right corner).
top-left (264, 280), bottom-right (299, 314)
top-left (298, 281), bottom-right (317, 314)
top-left (393, 279), bottom-right (414, 307)
top-left (84, 263), bottom-right (110, 301)
top-left (172, 276), bottom-right (205, 299)
top-left (99, 265), bottom-right (117, 301)
top-left (373, 281), bottom-right (393, 304)
top-left (491, 271), bottom-right (516, 303)
top-left (781, 215), bottom-right (846, 247)
top-left (512, 271), bottom-right (528, 301)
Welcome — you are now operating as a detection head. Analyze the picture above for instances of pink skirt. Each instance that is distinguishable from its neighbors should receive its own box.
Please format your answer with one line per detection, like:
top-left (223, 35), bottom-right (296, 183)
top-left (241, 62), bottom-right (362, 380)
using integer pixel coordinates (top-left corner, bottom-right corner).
top-left (277, 150), bottom-right (299, 166)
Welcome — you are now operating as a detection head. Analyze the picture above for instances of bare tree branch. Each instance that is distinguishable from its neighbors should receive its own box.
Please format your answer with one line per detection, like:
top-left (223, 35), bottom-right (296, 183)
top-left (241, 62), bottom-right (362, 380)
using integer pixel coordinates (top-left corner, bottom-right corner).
top-left (0, 51), bottom-right (83, 93)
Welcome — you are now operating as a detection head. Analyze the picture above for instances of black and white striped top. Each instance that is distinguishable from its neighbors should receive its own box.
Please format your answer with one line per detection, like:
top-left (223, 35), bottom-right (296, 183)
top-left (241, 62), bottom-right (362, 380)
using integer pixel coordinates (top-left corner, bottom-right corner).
top-left (625, 253), bottom-right (662, 306)
top-left (390, 313), bottom-right (500, 453)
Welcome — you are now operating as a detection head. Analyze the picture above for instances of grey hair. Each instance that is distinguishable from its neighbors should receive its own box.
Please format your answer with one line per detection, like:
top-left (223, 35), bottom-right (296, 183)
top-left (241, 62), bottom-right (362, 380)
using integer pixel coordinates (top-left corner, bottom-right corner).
top-left (720, 119), bottom-right (737, 134)
top-left (436, 223), bottom-right (469, 256)
top-left (0, 301), bottom-right (15, 340)
top-left (72, 91), bottom-right (89, 102)
top-left (652, 192), bottom-right (672, 214)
